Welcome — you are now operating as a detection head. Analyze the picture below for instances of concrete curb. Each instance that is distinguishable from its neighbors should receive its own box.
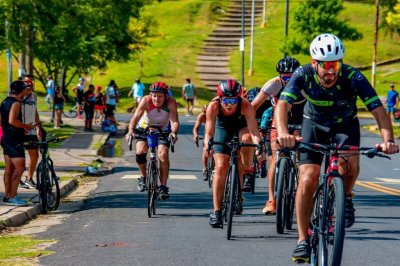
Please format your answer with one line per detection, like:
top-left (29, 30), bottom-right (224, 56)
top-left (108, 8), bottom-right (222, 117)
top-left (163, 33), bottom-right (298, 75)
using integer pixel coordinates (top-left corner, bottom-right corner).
top-left (0, 179), bottom-right (78, 231)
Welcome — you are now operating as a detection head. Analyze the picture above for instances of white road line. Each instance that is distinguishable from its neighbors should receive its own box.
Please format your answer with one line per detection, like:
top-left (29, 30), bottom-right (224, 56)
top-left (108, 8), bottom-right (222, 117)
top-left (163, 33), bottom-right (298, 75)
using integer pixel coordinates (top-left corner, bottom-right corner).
top-left (121, 174), bottom-right (198, 180)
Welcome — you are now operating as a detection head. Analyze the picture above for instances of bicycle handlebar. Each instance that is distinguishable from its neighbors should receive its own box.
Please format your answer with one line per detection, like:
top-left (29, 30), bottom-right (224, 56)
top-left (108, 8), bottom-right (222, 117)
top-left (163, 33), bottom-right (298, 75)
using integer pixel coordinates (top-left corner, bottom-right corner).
top-left (195, 136), bottom-right (204, 147)
top-left (208, 136), bottom-right (260, 152)
top-left (25, 138), bottom-right (60, 147)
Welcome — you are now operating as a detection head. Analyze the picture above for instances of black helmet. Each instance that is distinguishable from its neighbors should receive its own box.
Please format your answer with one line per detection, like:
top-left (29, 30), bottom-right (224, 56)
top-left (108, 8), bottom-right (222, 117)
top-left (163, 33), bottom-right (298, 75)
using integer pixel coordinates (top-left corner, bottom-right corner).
top-left (247, 87), bottom-right (261, 103)
top-left (276, 56), bottom-right (300, 73)
top-left (217, 79), bottom-right (242, 97)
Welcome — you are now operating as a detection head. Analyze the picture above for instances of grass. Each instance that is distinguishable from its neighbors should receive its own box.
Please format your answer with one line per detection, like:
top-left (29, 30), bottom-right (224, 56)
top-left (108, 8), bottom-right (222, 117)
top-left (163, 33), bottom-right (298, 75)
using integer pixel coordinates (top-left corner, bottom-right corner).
top-left (0, 161), bottom-right (4, 168)
top-left (42, 123), bottom-right (76, 148)
top-left (0, 235), bottom-right (54, 263)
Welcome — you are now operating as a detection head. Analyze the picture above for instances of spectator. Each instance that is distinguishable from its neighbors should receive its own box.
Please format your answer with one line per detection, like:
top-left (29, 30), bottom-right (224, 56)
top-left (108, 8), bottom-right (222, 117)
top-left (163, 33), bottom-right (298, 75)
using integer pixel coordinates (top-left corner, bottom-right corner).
top-left (45, 75), bottom-right (55, 111)
top-left (105, 80), bottom-right (118, 115)
top-left (53, 86), bottom-right (66, 129)
top-left (386, 83), bottom-right (399, 123)
top-left (101, 110), bottom-right (118, 135)
top-left (128, 78), bottom-right (145, 110)
top-left (94, 85), bottom-right (105, 124)
top-left (72, 77), bottom-right (85, 119)
top-left (20, 75), bottom-right (43, 189)
top-left (1, 80), bottom-right (34, 206)
top-left (83, 84), bottom-right (96, 131)
top-left (182, 78), bottom-right (196, 116)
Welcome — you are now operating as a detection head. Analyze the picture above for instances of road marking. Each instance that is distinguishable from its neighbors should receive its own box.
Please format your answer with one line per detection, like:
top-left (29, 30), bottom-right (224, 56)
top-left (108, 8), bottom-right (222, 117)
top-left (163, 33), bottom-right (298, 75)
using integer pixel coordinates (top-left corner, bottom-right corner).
top-left (376, 178), bottom-right (400, 184)
top-left (121, 174), bottom-right (197, 180)
top-left (356, 181), bottom-right (400, 196)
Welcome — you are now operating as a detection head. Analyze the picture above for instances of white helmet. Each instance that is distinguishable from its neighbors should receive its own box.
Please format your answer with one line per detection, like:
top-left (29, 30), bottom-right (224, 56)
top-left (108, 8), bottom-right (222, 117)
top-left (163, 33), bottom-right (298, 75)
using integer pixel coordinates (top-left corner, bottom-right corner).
top-left (309, 33), bottom-right (345, 61)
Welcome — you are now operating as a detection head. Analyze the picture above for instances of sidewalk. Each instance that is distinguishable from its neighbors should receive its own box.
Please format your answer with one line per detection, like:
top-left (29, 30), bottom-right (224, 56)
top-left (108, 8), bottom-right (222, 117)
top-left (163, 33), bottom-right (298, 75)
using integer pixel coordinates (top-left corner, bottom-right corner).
top-left (0, 116), bottom-right (120, 231)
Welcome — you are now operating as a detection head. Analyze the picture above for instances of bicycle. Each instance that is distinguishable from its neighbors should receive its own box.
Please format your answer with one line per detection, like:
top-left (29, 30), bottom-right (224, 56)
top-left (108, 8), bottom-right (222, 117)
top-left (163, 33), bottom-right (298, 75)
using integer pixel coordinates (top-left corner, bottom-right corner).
top-left (26, 138), bottom-right (61, 214)
top-left (195, 136), bottom-right (215, 188)
top-left (294, 138), bottom-right (391, 265)
top-left (129, 126), bottom-right (174, 218)
top-left (62, 103), bottom-right (81, 118)
top-left (208, 136), bottom-right (262, 240)
top-left (274, 124), bottom-right (301, 234)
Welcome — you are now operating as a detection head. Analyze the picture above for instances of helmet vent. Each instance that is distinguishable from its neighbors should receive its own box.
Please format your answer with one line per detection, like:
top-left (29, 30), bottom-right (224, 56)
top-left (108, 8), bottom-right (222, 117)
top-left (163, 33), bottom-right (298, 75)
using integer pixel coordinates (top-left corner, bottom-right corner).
top-left (327, 44), bottom-right (332, 52)
top-left (319, 48), bottom-right (325, 56)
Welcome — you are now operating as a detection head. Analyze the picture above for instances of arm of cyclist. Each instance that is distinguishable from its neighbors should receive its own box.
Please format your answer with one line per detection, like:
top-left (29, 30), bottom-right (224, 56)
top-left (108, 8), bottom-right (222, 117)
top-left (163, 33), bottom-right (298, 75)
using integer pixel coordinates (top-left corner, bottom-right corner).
top-left (275, 100), bottom-right (302, 148)
top-left (203, 101), bottom-right (218, 157)
top-left (125, 96), bottom-right (148, 141)
top-left (168, 97), bottom-right (179, 144)
top-left (9, 101), bottom-right (34, 132)
top-left (371, 106), bottom-right (399, 154)
top-left (243, 100), bottom-right (265, 161)
top-left (193, 112), bottom-right (206, 143)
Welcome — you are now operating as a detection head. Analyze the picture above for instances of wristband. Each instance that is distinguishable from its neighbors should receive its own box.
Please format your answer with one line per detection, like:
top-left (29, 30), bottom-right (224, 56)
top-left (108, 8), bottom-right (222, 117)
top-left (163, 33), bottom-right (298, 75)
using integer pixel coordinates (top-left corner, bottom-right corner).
top-left (387, 140), bottom-right (395, 143)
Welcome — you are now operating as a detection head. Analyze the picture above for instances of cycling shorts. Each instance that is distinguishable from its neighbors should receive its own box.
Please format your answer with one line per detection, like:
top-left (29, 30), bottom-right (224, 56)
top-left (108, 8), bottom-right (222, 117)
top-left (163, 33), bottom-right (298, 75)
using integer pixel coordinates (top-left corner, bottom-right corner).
top-left (213, 124), bottom-right (247, 155)
top-left (135, 128), bottom-right (171, 147)
top-left (299, 117), bottom-right (360, 165)
top-left (1, 138), bottom-right (25, 158)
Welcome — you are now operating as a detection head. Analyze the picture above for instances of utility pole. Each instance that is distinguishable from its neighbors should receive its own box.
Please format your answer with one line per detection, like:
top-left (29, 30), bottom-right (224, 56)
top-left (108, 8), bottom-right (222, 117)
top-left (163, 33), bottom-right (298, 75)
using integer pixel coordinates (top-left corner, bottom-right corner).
top-left (372, 0), bottom-right (379, 88)
top-left (248, 0), bottom-right (255, 76)
top-left (240, 0), bottom-right (245, 87)
top-left (284, 0), bottom-right (289, 57)
top-left (5, 19), bottom-right (12, 95)
top-left (261, 0), bottom-right (266, 28)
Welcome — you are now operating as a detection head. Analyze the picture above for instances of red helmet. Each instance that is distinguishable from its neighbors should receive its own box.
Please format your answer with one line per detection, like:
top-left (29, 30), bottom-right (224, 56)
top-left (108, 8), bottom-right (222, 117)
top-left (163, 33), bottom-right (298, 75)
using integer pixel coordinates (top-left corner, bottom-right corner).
top-left (217, 80), bottom-right (242, 97)
top-left (150, 81), bottom-right (169, 94)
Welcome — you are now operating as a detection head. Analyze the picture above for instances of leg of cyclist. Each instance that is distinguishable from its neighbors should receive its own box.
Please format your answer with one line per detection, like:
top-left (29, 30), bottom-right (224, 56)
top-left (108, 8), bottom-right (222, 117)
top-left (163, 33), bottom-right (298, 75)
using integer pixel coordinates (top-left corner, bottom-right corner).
top-left (263, 132), bottom-right (280, 214)
top-left (239, 128), bottom-right (255, 192)
top-left (157, 144), bottom-right (170, 200)
top-left (292, 164), bottom-right (320, 261)
top-left (210, 153), bottom-right (230, 227)
top-left (135, 141), bottom-right (148, 192)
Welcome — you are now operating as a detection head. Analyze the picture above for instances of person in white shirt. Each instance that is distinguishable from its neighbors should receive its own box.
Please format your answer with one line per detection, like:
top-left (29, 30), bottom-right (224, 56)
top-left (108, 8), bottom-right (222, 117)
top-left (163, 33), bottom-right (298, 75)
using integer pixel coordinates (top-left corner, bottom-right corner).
top-left (128, 78), bottom-right (145, 109)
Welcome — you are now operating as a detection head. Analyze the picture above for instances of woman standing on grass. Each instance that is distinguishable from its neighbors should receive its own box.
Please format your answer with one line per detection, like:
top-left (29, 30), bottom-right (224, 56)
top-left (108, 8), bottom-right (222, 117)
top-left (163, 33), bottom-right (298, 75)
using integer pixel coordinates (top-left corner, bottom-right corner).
top-left (54, 86), bottom-right (66, 129)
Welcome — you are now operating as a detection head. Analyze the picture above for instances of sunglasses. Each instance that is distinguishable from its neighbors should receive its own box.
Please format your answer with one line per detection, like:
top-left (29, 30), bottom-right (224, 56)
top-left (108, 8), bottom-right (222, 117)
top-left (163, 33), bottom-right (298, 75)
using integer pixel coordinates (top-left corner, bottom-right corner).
top-left (317, 60), bottom-right (342, 70)
top-left (280, 75), bottom-right (292, 82)
top-left (221, 97), bottom-right (239, 105)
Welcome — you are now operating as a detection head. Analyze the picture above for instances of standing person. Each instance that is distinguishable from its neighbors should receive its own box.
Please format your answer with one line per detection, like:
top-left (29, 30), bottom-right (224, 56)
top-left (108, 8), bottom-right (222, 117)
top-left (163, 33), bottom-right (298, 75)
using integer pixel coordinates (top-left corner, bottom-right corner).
top-left (105, 80), bottom-right (118, 115)
top-left (83, 84), bottom-right (96, 131)
top-left (385, 83), bottom-right (399, 123)
top-left (1, 80), bottom-right (34, 206)
top-left (128, 78), bottom-right (145, 110)
top-left (182, 78), bottom-right (196, 116)
top-left (203, 80), bottom-right (264, 228)
top-left (126, 82), bottom-right (179, 200)
top-left (94, 85), bottom-right (105, 124)
top-left (72, 77), bottom-right (85, 119)
top-left (45, 75), bottom-right (55, 111)
top-left (251, 56), bottom-right (304, 214)
top-left (192, 104), bottom-right (208, 180)
top-left (275, 33), bottom-right (399, 262)
top-left (20, 75), bottom-right (44, 189)
top-left (53, 86), bottom-right (66, 129)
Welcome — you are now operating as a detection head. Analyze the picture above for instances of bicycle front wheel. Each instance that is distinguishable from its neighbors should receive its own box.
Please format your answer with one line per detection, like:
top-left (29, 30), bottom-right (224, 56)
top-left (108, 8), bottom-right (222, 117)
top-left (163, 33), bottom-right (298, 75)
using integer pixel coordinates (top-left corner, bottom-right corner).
top-left (276, 158), bottom-right (289, 234)
top-left (227, 164), bottom-right (239, 240)
top-left (47, 162), bottom-right (60, 211)
top-left (207, 156), bottom-right (214, 188)
top-left (37, 162), bottom-right (49, 214)
top-left (320, 176), bottom-right (345, 266)
top-left (147, 161), bottom-right (158, 218)
top-left (63, 107), bottom-right (77, 118)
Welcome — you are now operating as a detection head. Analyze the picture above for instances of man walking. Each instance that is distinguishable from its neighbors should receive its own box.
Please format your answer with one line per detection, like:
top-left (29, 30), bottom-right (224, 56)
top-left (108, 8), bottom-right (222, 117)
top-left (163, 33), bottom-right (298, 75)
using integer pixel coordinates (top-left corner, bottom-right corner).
top-left (386, 83), bottom-right (399, 123)
top-left (128, 78), bottom-right (145, 110)
top-left (182, 78), bottom-right (196, 116)
top-left (45, 75), bottom-right (55, 111)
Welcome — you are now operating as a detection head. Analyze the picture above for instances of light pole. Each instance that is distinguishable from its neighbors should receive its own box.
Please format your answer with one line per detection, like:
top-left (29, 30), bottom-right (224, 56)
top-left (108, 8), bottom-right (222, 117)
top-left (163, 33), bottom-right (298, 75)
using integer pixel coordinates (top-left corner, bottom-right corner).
top-left (248, 0), bottom-right (255, 76)
top-left (5, 19), bottom-right (12, 95)
top-left (240, 0), bottom-right (245, 87)
top-left (284, 0), bottom-right (289, 57)
top-left (372, 0), bottom-right (379, 88)
top-left (261, 0), bottom-right (266, 28)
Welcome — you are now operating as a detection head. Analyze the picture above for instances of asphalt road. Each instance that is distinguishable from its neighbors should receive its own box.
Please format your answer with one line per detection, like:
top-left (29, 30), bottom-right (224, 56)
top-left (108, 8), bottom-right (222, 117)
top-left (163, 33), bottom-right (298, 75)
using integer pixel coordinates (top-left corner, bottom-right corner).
top-left (36, 116), bottom-right (400, 266)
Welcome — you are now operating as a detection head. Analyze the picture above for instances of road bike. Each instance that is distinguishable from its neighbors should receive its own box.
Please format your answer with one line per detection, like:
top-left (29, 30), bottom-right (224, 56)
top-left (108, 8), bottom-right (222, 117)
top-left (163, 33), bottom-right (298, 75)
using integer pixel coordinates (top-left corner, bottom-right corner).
top-left (195, 136), bottom-right (215, 188)
top-left (62, 103), bottom-right (82, 118)
top-left (129, 126), bottom-right (174, 218)
top-left (26, 138), bottom-right (61, 214)
top-left (208, 136), bottom-right (261, 240)
top-left (274, 124), bottom-right (301, 234)
top-left (295, 137), bottom-right (391, 266)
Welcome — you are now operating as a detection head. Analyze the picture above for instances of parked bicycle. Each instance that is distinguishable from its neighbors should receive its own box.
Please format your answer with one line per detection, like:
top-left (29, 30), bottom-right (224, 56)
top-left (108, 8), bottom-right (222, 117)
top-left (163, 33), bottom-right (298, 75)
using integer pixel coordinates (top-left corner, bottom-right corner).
top-left (26, 138), bottom-right (61, 214)
top-left (129, 126), bottom-right (174, 218)
top-left (195, 136), bottom-right (214, 188)
top-left (274, 124), bottom-right (301, 234)
top-left (294, 138), bottom-right (391, 265)
top-left (62, 103), bottom-right (83, 118)
top-left (208, 136), bottom-right (262, 240)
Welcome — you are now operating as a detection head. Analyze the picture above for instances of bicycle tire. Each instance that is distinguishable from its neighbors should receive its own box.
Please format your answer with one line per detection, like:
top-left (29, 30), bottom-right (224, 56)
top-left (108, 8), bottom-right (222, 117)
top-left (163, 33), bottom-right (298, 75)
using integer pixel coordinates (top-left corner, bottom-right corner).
top-left (310, 185), bottom-right (323, 265)
top-left (146, 161), bottom-right (156, 218)
top-left (227, 163), bottom-right (238, 240)
top-left (321, 176), bottom-right (345, 266)
top-left (286, 161), bottom-right (297, 230)
top-left (276, 158), bottom-right (289, 234)
top-left (222, 166), bottom-right (232, 225)
top-left (46, 163), bottom-right (60, 211)
top-left (63, 107), bottom-right (77, 118)
top-left (38, 162), bottom-right (49, 214)
top-left (207, 156), bottom-right (214, 188)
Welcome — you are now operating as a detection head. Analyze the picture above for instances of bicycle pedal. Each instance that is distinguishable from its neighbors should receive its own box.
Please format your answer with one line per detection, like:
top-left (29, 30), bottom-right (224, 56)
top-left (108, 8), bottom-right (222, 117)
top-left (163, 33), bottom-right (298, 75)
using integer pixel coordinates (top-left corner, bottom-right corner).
top-left (292, 257), bottom-right (309, 264)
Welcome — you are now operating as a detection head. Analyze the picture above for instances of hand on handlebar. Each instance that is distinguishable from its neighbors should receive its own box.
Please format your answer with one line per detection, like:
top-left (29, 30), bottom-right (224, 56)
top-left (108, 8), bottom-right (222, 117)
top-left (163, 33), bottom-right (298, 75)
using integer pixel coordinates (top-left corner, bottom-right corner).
top-left (125, 131), bottom-right (135, 142)
top-left (277, 133), bottom-right (303, 148)
top-left (169, 132), bottom-right (178, 144)
top-left (376, 141), bottom-right (399, 155)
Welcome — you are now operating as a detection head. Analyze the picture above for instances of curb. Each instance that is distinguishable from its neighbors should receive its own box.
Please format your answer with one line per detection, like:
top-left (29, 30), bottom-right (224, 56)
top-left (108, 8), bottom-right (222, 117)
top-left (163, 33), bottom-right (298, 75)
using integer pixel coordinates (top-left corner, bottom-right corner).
top-left (0, 179), bottom-right (78, 231)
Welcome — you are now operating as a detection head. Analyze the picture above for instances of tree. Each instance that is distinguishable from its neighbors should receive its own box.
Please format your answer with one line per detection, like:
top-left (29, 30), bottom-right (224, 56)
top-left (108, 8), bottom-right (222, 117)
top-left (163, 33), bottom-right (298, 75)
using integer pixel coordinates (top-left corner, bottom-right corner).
top-left (384, 0), bottom-right (400, 35)
top-left (0, 0), bottom-right (151, 90)
top-left (281, 0), bottom-right (362, 56)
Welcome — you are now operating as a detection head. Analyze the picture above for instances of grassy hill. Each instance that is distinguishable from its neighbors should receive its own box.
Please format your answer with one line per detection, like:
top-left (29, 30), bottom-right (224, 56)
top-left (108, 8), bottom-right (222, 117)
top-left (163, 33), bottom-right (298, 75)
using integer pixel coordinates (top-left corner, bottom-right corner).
top-left (1, 0), bottom-right (399, 112)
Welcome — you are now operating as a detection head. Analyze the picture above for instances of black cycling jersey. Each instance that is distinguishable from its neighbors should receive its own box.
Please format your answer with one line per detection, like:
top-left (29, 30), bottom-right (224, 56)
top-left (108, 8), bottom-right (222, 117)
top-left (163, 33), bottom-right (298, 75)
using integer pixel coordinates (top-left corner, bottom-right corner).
top-left (280, 64), bottom-right (382, 126)
top-left (216, 97), bottom-right (247, 129)
top-left (0, 97), bottom-right (25, 143)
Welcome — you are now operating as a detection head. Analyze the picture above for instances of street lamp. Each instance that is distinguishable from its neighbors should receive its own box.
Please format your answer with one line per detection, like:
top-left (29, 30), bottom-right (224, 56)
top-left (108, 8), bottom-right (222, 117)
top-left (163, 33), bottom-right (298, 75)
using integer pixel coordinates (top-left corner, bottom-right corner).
top-left (248, 0), bottom-right (255, 76)
top-left (261, 0), bottom-right (267, 28)
top-left (240, 0), bottom-right (245, 87)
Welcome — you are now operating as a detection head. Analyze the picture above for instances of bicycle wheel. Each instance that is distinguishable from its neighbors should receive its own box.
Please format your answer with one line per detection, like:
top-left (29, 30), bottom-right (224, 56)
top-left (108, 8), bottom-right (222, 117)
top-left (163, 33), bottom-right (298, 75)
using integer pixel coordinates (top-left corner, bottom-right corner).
top-left (63, 106), bottom-right (77, 118)
top-left (319, 176), bottom-right (345, 266)
top-left (207, 156), bottom-right (214, 188)
top-left (222, 166), bottom-right (232, 225)
top-left (227, 164), bottom-right (239, 240)
top-left (46, 161), bottom-right (60, 211)
top-left (276, 158), bottom-right (289, 234)
top-left (37, 162), bottom-right (49, 214)
top-left (310, 185), bottom-right (324, 266)
top-left (146, 161), bottom-right (157, 218)
top-left (285, 165), bottom-right (297, 230)
top-left (151, 167), bottom-right (158, 215)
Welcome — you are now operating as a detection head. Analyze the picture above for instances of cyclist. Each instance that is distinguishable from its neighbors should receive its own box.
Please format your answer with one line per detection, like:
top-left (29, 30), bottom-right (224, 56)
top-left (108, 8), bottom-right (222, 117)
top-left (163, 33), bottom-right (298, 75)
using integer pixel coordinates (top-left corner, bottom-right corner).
top-left (192, 104), bottom-right (208, 180)
top-left (275, 33), bottom-right (399, 262)
top-left (242, 87), bottom-right (271, 191)
top-left (126, 82), bottom-right (179, 200)
top-left (72, 77), bottom-right (85, 119)
top-left (203, 80), bottom-right (264, 228)
top-left (251, 56), bottom-right (304, 215)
